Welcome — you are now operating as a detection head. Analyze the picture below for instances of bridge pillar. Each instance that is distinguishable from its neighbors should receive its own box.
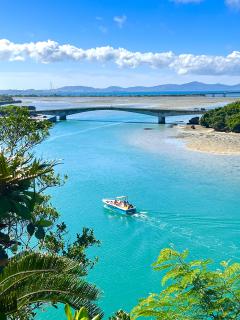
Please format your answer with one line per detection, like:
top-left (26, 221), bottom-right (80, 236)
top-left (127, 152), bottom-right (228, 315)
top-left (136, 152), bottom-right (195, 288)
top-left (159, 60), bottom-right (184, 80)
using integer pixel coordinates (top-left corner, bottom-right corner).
top-left (59, 114), bottom-right (67, 121)
top-left (158, 115), bottom-right (165, 124)
top-left (49, 116), bottom-right (57, 123)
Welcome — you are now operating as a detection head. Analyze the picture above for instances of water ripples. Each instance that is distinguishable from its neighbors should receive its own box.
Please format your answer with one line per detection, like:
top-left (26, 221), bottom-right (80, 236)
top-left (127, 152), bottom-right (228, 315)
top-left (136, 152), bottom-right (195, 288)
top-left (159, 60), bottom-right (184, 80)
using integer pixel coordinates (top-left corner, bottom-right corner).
top-left (131, 210), bottom-right (240, 256)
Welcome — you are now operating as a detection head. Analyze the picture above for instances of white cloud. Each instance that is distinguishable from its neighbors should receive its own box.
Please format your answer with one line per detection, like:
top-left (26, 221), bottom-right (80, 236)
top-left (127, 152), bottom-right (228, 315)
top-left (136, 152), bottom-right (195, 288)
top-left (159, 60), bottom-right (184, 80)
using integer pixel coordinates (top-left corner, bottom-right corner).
top-left (99, 25), bottom-right (108, 33)
top-left (113, 15), bottom-right (127, 28)
top-left (95, 17), bottom-right (107, 33)
top-left (1, 39), bottom-right (240, 76)
top-left (225, 0), bottom-right (240, 9)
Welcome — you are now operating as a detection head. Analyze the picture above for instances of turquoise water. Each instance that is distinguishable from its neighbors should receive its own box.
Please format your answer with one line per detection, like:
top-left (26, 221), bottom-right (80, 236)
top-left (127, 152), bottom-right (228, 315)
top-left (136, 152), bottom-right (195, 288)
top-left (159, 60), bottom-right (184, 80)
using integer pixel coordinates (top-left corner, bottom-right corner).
top-left (36, 109), bottom-right (240, 319)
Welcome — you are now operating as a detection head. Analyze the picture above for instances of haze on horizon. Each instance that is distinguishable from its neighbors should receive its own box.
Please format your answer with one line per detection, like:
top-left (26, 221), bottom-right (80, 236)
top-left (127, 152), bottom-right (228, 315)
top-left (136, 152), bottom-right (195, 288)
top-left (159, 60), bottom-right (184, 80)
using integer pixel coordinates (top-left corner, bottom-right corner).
top-left (0, 0), bottom-right (240, 89)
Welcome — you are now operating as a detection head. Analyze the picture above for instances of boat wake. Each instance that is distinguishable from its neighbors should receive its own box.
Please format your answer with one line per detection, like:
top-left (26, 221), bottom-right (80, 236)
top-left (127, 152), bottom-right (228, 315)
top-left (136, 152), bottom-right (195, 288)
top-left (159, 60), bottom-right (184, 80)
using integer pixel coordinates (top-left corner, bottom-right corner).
top-left (130, 210), bottom-right (240, 257)
top-left (104, 207), bottom-right (240, 257)
top-left (132, 212), bottom-right (167, 229)
top-left (47, 122), bottom-right (122, 142)
top-left (132, 212), bottom-right (148, 219)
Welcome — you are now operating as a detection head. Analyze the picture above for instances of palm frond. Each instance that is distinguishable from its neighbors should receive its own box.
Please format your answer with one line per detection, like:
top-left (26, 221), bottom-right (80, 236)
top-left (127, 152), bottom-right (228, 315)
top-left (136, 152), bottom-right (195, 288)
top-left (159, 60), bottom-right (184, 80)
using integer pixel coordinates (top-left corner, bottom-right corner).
top-left (0, 252), bottom-right (102, 318)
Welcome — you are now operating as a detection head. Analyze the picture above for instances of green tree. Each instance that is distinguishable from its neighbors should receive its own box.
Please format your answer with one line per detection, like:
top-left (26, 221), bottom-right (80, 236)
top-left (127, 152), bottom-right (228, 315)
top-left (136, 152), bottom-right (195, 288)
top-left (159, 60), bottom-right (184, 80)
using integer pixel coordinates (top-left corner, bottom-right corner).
top-left (0, 106), bottom-right (61, 261)
top-left (0, 106), bottom-right (99, 269)
top-left (0, 252), bottom-right (102, 320)
top-left (200, 101), bottom-right (240, 132)
top-left (226, 114), bottom-right (240, 133)
top-left (0, 106), bottom-right (101, 318)
top-left (132, 248), bottom-right (240, 320)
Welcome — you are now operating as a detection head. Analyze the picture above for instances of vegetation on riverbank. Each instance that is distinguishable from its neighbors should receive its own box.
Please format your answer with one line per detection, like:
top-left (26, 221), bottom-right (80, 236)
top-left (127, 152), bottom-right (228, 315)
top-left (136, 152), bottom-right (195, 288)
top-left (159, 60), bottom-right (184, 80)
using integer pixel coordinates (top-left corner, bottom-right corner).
top-left (0, 95), bottom-right (14, 102)
top-left (200, 101), bottom-right (240, 132)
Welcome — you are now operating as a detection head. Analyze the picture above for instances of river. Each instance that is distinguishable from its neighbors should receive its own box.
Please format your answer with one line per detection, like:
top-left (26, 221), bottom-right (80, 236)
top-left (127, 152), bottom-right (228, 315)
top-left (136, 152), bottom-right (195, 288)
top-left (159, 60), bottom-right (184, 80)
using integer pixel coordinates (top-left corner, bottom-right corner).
top-left (20, 97), bottom-right (240, 319)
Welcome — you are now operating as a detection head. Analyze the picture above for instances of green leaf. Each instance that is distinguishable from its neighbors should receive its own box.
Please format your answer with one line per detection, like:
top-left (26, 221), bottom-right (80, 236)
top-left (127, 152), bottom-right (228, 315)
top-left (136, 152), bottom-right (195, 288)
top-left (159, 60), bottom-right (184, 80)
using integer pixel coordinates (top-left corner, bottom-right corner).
top-left (27, 223), bottom-right (35, 237)
top-left (0, 198), bottom-right (11, 215)
top-left (35, 226), bottom-right (45, 240)
top-left (36, 219), bottom-right (53, 228)
top-left (0, 313), bottom-right (7, 320)
top-left (153, 264), bottom-right (173, 272)
top-left (10, 244), bottom-right (18, 254)
top-left (12, 202), bottom-right (31, 219)
top-left (0, 251), bottom-right (102, 317)
top-left (0, 247), bottom-right (8, 260)
top-left (78, 307), bottom-right (89, 319)
top-left (65, 304), bottom-right (73, 320)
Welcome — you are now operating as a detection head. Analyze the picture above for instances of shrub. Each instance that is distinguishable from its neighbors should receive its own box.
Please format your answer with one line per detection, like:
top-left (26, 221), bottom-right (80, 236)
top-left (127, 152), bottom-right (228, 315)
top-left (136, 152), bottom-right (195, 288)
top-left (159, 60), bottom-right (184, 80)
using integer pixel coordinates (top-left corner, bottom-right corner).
top-left (226, 113), bottom-right (240, 133)
top-left (132, 248), bottom-right (240, 320)
top-left (200, 101), bottom-right (240, 132)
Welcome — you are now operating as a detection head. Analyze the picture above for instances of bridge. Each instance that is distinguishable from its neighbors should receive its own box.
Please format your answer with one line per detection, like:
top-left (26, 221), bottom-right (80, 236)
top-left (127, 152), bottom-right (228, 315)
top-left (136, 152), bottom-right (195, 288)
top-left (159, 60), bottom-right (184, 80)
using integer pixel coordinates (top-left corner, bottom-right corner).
top-left (36, 105), bottom-right (206, 124)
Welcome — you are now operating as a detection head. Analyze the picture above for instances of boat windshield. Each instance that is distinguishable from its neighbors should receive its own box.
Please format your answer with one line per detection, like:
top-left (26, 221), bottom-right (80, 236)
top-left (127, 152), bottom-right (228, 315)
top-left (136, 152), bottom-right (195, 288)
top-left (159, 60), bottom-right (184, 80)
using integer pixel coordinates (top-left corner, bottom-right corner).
top-left (116, 196), bottom-right (128, 201)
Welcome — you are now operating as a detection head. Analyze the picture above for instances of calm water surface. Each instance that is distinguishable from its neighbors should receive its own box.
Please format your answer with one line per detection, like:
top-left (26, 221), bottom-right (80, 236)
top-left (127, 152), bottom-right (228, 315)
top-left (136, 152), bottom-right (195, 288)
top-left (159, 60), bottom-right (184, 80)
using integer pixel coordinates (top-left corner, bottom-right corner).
top-left (30, 99), bottom-right (240, 319)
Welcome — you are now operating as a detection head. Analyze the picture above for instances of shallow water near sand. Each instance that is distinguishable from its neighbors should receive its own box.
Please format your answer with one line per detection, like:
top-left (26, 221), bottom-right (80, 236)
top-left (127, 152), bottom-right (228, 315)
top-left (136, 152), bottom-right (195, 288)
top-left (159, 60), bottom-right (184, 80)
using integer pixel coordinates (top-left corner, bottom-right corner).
top-left (29, 100), bottom-right (240, 319)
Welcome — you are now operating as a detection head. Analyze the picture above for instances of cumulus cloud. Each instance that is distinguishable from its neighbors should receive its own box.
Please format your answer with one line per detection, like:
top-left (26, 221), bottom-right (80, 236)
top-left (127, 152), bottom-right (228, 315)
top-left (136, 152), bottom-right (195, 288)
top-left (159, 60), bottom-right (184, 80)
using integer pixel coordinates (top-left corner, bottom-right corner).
top-left (113, 15), bottom-right (127, 28)
top-left (1, 39), bottom-right (240, 76)
top-left (225, 0), bottom-right (240, 9)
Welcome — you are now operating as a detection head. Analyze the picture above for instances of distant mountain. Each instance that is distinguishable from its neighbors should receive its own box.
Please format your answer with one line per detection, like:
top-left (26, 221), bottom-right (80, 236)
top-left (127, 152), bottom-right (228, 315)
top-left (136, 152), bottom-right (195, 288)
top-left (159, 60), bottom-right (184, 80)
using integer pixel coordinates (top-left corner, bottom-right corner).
top-left (56, 82), bottom-right (240, 93)
top-left (1, 82), bottom-right (240, 96)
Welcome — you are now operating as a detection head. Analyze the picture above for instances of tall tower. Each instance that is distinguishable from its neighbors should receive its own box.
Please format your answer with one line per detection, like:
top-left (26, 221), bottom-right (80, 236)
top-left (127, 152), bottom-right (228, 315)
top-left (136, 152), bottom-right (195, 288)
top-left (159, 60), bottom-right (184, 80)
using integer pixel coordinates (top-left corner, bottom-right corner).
top-left (49, 81), bottom-right (54, 90)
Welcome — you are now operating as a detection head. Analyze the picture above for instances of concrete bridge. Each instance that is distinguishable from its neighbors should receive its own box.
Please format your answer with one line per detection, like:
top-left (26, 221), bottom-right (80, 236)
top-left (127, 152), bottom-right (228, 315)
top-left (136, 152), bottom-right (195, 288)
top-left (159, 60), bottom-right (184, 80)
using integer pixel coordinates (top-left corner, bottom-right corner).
top-left (36, 105), bottom-right (206, 123)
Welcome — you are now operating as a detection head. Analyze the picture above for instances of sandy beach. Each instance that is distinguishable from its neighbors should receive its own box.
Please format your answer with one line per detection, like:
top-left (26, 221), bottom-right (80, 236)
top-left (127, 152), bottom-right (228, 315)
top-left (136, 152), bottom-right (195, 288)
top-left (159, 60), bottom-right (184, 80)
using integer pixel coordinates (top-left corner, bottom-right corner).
top-left (176, 125), bottom-right (240, 155)
top-left (128, 124), bottom-right (240, 156)
top-left (21, 95), bottom-right (239, 111)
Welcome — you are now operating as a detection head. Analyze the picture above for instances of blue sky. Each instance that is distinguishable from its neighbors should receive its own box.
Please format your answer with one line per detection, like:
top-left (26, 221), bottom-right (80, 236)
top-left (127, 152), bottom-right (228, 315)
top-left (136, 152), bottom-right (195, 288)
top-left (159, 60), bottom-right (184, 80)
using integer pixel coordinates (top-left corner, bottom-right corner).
top-left (0, 0), bottom-right (240, 88)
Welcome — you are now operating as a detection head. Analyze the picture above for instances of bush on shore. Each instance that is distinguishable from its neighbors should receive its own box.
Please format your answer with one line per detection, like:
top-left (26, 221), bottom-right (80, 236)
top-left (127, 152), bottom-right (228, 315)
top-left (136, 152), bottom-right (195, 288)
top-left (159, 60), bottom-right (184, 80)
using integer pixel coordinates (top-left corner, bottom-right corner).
top-left (200, 101), bottom-right (240, 132)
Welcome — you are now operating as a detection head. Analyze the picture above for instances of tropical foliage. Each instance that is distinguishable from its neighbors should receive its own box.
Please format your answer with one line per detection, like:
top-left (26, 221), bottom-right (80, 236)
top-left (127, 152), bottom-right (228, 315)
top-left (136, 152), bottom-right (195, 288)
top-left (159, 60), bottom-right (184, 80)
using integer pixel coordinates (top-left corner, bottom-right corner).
top-left (0, 106), bottom-right (99, 267)
top-left (131, 248), bottom-right (240, 320)
top-left (0, 252), bottom-right (101, 320)
top-left (65, 304), bottom-right (100, 320)
top-left (0, 106), bottom-right (59, 261)
top-left (0, 106), bottom-right (101, 318)
top-left (109, 310), bottom-right (130, 320)
top-left (200, 101), bottom-right (240, 132)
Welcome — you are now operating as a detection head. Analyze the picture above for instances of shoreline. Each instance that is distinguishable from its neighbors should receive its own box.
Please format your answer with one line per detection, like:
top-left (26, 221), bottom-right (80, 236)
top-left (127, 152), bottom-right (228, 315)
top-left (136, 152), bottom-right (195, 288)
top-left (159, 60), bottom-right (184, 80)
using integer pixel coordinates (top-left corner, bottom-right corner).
top-left (20, 95), bottom-right (238, 111)
top-left (176, 125), bottom-right (240, 155)
top-left (128, 124), bottom-right (240, 157)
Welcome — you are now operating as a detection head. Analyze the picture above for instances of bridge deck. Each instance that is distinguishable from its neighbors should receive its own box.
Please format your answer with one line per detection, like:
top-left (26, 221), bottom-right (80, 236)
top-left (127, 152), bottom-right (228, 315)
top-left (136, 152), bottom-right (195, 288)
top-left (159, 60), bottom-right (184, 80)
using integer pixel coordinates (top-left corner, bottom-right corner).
top-left (36, 105), bottom-right (205, 115)
top-left (35, 105), bottom-right (206, 123)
